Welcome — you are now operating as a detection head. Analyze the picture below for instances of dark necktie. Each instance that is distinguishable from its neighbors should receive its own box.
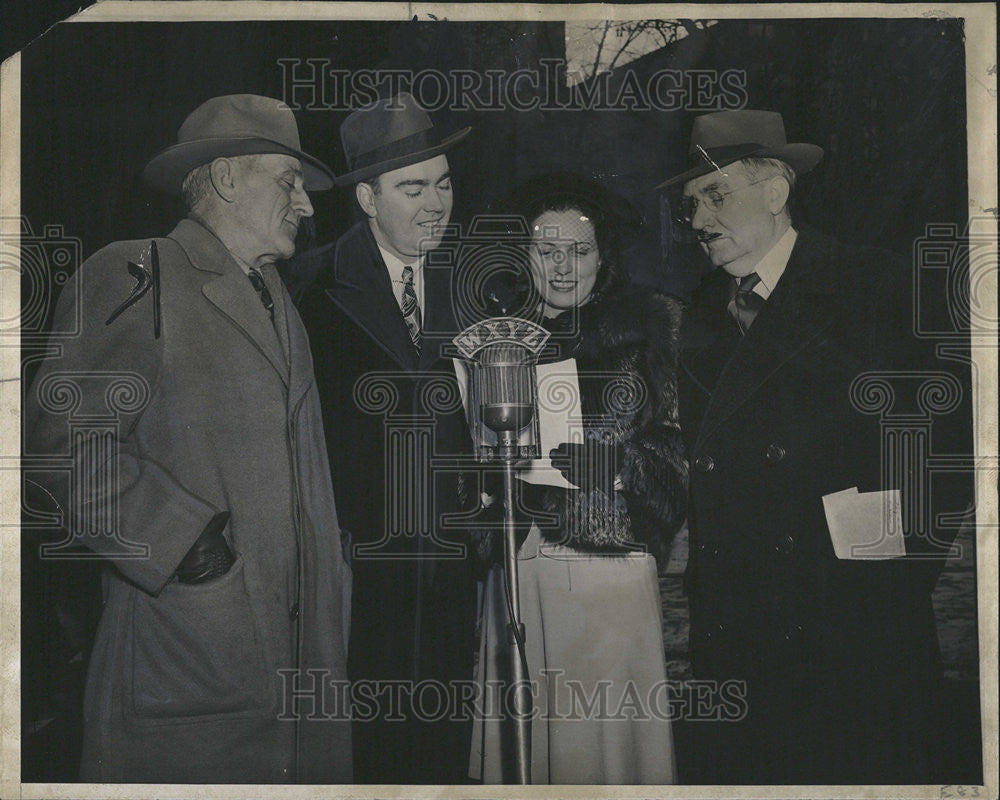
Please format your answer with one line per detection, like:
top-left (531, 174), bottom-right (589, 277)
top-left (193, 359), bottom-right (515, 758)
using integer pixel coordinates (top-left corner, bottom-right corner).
top-left (248, 268), bottom-right (274, 321)
top-left (400, 265), bottom-right (422, 354)
top-left (728, 272), bottom-right (765, 334)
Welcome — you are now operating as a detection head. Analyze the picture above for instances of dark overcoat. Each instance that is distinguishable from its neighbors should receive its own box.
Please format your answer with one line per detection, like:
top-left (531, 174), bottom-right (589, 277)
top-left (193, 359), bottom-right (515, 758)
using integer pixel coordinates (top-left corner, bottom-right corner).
top-left (677, 226), bottom-right (970, 784)
top-left (25, 219), bottom-right (352, 783)
top-left (292, 220), bottom-right (477, 783)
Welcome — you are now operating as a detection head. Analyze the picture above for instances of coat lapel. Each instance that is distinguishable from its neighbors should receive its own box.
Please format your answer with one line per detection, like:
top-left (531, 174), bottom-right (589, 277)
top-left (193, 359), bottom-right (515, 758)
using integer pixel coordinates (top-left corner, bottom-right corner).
top-left (282, 285), bottom-right (316, 409)
top-left (169, 219), bottom-right (289, 385)
top-left (693, 229), bottom-right (839, 449)
top-left (680, 268), bottom-right (738, 399)
top-left (323, 222), bottom-right (418, 372)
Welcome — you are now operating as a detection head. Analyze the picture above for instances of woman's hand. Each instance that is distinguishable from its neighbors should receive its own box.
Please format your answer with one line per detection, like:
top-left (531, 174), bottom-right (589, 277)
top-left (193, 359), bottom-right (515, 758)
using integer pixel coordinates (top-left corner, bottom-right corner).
top-left (550, 440), bottom-right (624, 493)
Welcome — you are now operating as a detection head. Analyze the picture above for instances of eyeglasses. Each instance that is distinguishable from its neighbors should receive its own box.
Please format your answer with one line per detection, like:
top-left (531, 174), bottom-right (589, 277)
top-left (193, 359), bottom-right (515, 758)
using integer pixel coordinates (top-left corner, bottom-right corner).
top-left (673, 177), bottom-right (771, 229)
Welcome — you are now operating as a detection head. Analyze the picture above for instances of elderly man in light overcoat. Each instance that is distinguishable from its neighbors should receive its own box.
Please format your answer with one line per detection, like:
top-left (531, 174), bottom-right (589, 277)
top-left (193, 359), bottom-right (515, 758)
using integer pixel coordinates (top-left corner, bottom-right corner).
top-left (25, 94), bottom-right (352, 783)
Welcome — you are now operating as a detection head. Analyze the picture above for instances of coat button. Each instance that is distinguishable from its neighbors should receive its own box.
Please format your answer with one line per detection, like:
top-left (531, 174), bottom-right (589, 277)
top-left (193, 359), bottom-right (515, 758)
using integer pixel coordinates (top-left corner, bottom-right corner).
top-left (775, 535), bottom-right (795, 554)
top-left (289, 602), bottom-right (300, 621)
top-left (695, 455), bottom-right (715, 472)
top-left (765, 443), bottom-right (786, 463)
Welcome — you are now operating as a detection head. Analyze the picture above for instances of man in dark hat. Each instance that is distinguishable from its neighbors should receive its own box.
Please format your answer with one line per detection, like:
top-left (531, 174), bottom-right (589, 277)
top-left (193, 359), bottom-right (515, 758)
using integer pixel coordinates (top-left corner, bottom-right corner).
top-left (664, 110), bottom-right (970, 783)
top-left (292, 93), bottom-right (477, 783)
top-left (25, 94), bottom-right (352, 783)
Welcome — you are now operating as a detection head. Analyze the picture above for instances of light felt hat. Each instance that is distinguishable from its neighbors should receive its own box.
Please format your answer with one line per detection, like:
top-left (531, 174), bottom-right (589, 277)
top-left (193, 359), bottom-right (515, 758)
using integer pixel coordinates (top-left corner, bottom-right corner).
top-left (143, 94), bottom-right (336, 194)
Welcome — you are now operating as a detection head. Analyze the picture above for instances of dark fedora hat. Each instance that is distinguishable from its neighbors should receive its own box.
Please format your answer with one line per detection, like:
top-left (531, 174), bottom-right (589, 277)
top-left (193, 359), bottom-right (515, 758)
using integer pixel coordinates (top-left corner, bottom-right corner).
top-left (656, 110), bottom-right (823, 189)
top-left (143, 94), bottom-right (336, 194)
top-left (336, 92), bottom-right (471, 186)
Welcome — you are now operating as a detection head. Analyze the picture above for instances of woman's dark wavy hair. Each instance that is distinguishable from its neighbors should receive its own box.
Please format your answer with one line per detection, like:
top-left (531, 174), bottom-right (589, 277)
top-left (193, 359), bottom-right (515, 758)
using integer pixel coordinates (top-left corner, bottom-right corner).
top-left (502, 172), bottom-right (635, 314)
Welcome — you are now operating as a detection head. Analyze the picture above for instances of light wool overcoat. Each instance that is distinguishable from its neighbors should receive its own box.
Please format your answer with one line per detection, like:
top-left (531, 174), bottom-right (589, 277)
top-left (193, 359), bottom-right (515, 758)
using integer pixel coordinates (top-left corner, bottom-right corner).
top-left (26, 218), bottom-right (352, 783)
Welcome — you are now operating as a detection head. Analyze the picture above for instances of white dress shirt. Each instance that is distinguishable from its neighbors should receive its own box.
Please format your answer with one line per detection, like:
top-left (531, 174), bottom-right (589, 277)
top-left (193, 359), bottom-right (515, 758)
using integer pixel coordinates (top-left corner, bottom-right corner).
top-left (751, 226), bottom-right (798, 300)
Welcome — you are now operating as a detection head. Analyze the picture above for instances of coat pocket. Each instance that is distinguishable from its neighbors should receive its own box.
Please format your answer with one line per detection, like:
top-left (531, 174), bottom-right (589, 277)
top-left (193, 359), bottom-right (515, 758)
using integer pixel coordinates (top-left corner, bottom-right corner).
top-left (131, 555), bottom-right (269, 720)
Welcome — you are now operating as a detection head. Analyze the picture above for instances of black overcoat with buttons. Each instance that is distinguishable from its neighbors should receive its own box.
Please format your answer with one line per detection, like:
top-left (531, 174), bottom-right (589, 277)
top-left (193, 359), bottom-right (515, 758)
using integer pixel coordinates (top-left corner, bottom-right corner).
top-left (291, 219), bottom-right (477, 784)
top-left (677, 226), bottom-right (970, 783)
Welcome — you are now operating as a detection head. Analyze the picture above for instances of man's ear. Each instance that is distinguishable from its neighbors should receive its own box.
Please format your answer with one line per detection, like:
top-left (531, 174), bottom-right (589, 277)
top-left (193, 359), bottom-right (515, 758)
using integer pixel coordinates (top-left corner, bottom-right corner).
top-left (766, 175), bottom-right (791, 216)
top-left (355, 182), bottom-right (377, 218)
top-left (208, 158), bottom-right (238, 204)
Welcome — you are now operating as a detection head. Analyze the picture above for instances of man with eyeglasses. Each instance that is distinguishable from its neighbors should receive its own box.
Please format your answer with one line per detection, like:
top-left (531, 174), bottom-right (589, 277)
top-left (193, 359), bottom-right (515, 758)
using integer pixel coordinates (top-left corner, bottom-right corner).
top-left (662, 110), bottom-right (971, 784)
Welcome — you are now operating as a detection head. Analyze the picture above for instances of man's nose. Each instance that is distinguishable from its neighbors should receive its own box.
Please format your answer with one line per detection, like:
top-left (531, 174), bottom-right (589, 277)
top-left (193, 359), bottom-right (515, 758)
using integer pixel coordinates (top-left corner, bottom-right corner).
top-left (293, 185), bottom-right (313, 217)
top-left (423, 187), bottom-right (445, 213)
top-left (690, 199), bottom-right (710, 230)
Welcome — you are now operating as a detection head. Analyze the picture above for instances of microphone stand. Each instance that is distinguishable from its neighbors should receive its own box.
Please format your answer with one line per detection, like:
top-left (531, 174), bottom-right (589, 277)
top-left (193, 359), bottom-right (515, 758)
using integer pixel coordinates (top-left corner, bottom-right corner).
top-left (454, 317), bottom-right (549, 785)
top-left (496, 429), bottom-right (532, 785)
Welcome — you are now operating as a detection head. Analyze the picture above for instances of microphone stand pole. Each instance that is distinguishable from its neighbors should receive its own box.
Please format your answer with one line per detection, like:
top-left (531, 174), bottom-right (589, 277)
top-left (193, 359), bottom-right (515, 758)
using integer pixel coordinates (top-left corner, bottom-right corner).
top-left (498, 431), bottom-right (531, 784)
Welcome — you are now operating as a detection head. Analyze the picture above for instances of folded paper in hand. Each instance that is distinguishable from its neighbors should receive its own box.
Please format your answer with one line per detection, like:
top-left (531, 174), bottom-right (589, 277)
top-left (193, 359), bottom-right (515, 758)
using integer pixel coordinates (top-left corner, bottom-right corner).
top-left (821, 487), bottom-right (906, 560)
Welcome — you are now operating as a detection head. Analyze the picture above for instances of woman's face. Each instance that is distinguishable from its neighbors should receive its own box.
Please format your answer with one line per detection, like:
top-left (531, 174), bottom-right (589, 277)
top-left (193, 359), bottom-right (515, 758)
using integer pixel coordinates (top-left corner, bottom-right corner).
top-left (529, 208), bottom-right (601, 318)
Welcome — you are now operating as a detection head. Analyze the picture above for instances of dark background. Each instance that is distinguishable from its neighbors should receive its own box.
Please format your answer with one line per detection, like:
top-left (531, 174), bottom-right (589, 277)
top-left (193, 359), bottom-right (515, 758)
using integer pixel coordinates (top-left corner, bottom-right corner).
top-left (17, 17), bottom-right (969, 293)
top-left (16, 14), bottom-right (979, 784)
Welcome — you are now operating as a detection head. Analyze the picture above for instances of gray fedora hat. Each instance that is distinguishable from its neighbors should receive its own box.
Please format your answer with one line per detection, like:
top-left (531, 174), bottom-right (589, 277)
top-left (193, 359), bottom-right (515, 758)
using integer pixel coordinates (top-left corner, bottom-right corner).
top-left (656, 110), bottom-right (823, 189)
top-left (143, 94), bottom-right (336, 194)
top-left (336, 92), bottom-right (471, 186)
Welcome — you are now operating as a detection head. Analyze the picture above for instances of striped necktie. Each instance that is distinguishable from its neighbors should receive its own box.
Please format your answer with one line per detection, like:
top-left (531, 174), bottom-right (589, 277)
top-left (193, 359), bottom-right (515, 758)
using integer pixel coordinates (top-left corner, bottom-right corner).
top-left (727, 272), bottom-right (765, 334)
top-left (248, 268), bottom-right (274, 321)
top-left (400, 265), bottom-right (422, 354)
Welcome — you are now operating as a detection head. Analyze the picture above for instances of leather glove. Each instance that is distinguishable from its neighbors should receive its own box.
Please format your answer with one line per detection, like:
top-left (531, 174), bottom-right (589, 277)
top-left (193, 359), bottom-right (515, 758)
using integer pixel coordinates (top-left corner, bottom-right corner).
top-left (176, 511), bottom-right (235, 584)
top-left (550, 440), bottom-right (624, 493)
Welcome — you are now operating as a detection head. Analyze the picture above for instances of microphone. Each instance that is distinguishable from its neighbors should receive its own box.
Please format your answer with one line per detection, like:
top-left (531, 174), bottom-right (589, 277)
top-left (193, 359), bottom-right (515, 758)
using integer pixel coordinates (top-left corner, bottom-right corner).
top-left (479, 341), bottom-right (535, 457)
top-left (453, 317), bottom-right (549, 462)
top-left (453, 317), bottom-right (548, 783)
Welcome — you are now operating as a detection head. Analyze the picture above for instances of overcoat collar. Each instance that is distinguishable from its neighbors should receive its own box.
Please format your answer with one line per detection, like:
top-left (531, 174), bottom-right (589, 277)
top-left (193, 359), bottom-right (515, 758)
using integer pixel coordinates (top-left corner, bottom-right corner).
top-left (168, 217), bottom-right (290, 386)
top-left (321, 220), bottom-right (456, 372)
top-left (685, 227), bottom-right (840, 450)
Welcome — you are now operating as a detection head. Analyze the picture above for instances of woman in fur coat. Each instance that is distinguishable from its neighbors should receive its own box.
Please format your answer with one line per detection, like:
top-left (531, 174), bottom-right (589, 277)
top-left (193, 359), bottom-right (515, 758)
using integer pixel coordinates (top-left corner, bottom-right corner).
top-left (469, 174), bottom-right (688, 784)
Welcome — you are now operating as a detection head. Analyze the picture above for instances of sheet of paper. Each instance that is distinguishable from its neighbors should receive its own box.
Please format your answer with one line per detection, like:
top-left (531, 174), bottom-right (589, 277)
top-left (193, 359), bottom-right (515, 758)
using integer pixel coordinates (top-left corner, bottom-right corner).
top-left (519, 359), bottom-right (582, 488)
top-left (822, 487), bottom-right (906, 559)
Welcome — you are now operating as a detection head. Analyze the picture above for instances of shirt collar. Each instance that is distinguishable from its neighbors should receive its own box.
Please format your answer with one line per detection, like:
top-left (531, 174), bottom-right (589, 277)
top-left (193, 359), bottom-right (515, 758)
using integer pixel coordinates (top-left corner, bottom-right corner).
top-left (752, 226), bottom-right (797, 300)
top-left (376, 243), bottom-right (424, 283)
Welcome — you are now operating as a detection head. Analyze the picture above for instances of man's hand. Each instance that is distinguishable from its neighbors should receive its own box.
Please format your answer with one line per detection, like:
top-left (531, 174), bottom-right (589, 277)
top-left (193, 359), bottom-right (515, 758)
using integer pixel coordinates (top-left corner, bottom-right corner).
top-left (176, 511), bottom-right (235, 584)
top-left (550, 440), bottom-right (624, 493)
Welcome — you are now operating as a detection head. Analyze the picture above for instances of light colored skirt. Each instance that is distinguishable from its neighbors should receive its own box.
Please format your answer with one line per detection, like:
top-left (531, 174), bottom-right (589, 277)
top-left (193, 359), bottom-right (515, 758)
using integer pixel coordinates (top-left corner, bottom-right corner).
top-left (469, 526), bottom-right (677, 784)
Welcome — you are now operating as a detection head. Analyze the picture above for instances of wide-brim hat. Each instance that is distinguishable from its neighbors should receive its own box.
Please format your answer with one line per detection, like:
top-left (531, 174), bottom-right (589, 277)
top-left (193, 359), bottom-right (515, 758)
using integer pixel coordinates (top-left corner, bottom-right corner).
top-left (336, 92), bottom-right (471, 186)
top-left (656, 110), bottom-right (823, 189)
top-left (143, 94), bottom-right (336, 194)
